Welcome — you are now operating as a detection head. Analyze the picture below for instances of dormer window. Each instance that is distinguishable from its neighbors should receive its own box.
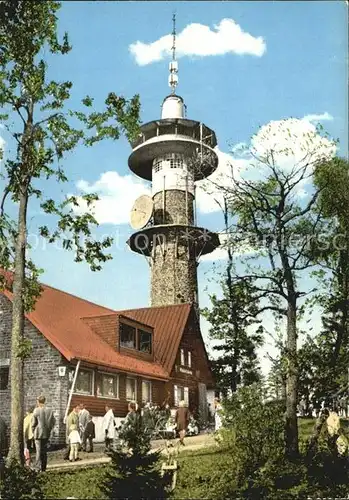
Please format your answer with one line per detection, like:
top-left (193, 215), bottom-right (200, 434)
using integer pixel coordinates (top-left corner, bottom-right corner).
top-left (120, 323), bottom-right (136, 349)
top-left (119, 319), bottom-right (152, 355)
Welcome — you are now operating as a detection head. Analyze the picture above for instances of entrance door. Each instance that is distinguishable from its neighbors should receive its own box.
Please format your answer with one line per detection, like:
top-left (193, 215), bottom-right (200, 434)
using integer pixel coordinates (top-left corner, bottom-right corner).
top-left (198, 382), bottom-right (207, 423)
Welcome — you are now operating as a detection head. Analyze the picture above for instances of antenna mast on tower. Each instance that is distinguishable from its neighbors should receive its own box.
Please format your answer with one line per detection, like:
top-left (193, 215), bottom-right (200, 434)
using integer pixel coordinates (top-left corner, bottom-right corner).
top-left (168, 13), bottom-right (178, 94)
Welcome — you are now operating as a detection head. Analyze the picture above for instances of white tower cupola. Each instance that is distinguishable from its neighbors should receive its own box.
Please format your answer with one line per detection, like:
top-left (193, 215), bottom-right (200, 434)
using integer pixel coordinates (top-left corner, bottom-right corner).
top-left (161, 94), bottom-right (185, 119)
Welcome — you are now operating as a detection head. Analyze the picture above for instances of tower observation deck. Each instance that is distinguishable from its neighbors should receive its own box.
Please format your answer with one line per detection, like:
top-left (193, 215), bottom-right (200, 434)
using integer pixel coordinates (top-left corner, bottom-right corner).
top-left (127, 18), bottom-right (220, 307)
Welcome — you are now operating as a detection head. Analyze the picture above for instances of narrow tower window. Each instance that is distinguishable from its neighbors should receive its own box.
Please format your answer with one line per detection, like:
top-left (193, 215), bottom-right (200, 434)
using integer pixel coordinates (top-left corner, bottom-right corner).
top-left (188, 351), bottom-right (192, 368)
top-left (180, 348), bottom-right (185, 366)
top-left (153, 159), bottom-right (163, 172)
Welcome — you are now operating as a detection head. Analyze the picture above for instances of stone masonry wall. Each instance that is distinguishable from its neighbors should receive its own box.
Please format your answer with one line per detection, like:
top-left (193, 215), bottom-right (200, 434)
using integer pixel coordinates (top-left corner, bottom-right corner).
top-left (151, 231), bottom-right (198, 306)
top-left (0, 294), bottom-right (69, 445)
top-left (153, 190), bottom-right (194, 226)
top-left (151, 189), bottom-right (198, 307)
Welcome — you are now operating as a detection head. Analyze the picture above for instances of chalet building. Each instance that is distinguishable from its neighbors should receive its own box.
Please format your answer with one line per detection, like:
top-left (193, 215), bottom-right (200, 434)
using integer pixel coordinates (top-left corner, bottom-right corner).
top-left (0, 25), bottom-right (220, 444)
top-left (0, 284), bottom-right (214, 443)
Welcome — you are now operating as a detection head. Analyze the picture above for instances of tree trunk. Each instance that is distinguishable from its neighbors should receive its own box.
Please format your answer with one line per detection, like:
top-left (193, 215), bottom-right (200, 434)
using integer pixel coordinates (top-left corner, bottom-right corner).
top-left (285, 298), bottom-right (299, 457)
top-left (230, 361), bottom-right (237, 394)
top-left (331, 235), bottom-right (349, 369)
top-left (7, 189), bottom-right (28, 464)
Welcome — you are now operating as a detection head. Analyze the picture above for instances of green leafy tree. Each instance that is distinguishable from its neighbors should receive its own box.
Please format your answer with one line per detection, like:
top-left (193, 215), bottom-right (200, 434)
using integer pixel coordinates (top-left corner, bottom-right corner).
top-left (0, 0), bottom-right (21, 27)
top-left (0, 0), bottom-right (140, 463)
top-left (266, 355), bottom-right (287, 402)
top-left (311, 157), bottom-right (349, 394)
top-left (296, 337), bottom-right (320, 407)
top-left (217, 120), bottom-right (336, 456)
top-left (203, 279), bottom-right (263, 396)
top-left (296, 158), bottom-right (349, 405)
top-left (102, 415), bottom-right (168, 500)
top-left (202, 195), bottom-right (263, 396)
top-left (213, 384), bottom-right (287, 498)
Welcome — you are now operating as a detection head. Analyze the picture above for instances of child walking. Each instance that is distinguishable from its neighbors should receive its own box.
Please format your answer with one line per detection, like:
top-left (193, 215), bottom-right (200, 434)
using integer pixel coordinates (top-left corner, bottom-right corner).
top-left (68, 424), bottom-right (81, 462)
top-left (84, 415), bottom-right (95, 453)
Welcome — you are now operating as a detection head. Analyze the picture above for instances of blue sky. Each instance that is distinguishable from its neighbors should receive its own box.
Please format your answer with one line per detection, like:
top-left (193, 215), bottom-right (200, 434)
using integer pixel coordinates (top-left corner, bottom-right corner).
top-left (1, 1), bottom-right (348, 366)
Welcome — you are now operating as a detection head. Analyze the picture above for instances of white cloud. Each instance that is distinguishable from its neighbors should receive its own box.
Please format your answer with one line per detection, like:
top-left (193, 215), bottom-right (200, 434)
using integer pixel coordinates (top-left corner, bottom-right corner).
top-left (129, 18), bottom-right (266, 66)
top-left (247, 117), bottom-right (336, 198)
top-left (73, 171), bottom-right (150, 225)
top-left (250, 117), bottom-right (336, 164)
top-left (303, 112), bottom-right (334, 123)
top-left (198, 115), bottom-right (336, 214)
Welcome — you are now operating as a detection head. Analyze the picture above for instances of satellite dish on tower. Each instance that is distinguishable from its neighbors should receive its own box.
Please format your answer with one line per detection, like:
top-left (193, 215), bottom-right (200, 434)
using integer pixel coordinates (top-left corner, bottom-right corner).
top-left (130, 195), bottom-right (154, 230)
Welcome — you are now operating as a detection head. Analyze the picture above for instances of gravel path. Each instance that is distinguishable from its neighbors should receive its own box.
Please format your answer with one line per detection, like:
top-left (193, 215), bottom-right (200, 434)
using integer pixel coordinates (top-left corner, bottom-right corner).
top-left (46, 433), bottom-right (216, 471)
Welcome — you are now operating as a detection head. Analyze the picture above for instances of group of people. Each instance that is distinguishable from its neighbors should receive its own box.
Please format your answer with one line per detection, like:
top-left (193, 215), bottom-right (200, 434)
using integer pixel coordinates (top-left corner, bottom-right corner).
top-left (64, 403), bottom-right (95, 461)
top-left (21, 399), bottom-right (95, 469)
top-left (162, 398), bottom-right (224, 445)
top-left (99, 398), bottom-right (224, 450)
top-left (1, 396), bottom-right (225, 473)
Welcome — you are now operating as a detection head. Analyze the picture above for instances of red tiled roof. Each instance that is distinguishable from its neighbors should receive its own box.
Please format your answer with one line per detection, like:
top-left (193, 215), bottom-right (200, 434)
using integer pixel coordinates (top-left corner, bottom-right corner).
top-left (1, 281), bottom-right (169, 380)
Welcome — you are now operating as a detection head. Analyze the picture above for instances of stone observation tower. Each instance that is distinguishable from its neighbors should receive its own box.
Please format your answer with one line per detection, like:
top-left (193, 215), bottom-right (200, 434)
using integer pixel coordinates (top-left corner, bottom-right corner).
top-left (128, 15), bottom-right (220, 307)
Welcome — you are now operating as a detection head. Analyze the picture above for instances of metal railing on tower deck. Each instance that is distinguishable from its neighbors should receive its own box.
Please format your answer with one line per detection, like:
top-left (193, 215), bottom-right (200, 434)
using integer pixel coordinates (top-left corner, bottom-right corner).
top-left (132, 122), bottom-right (216, 149)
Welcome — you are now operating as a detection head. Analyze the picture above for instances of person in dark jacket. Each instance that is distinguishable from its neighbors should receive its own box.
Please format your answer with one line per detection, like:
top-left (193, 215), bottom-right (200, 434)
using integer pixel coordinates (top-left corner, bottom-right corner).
top-left (83, 414), bottom-right (95, 453)
top-left (175, 400), bottom-right (190, 446)
top-left (31, 395), bottom-right (55, 472)
top-left (78, 403), bottom-right (90, 452)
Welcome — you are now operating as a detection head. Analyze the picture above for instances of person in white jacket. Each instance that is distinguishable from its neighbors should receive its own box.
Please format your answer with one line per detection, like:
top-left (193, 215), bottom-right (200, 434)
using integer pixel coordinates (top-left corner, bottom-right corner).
top-left (68, 424), bottom-right (81, 462)
top-left (102, 405), bottom-right (115, 452)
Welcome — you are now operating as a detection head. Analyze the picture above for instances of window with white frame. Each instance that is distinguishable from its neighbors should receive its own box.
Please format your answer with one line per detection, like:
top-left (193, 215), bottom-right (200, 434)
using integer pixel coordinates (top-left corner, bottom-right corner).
top-left (141, 380), bottom-right (152, 403)
top-left (126, 377), bottom-right (137, 401)
top-left (179, 348), bottom-right (192, 368)
top-left (169, 158), bottom-right (183, 169)
top-left (153, 159), bottom-right (163, 172)
top-left (168, 153), bottom-right (184, 169)
top-left (174, 385), bottom-right (189, 407)
top-left (180, 348), bottom-right (185, 366)
top-left (74, 369), bottom-right (94, 395)
top-left (119, 321), bottom-right (153, 354)
top-left (96, 372), bottom-right (119, 399)
top-left (187, 351), bottom-right (192, 368)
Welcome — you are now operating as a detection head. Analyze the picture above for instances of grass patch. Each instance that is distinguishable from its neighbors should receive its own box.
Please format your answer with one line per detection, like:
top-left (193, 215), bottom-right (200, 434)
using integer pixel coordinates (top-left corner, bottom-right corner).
top-left (41, 466), bottom-right (109, 499)
top-left (40, 418), bottom-right (349, 499)
top-left (298, 418), bottom-right (316, 439)
top-left (298, 417), bottom-right (348, 439)
top-left (175, 446), bottom-right (232, 499)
